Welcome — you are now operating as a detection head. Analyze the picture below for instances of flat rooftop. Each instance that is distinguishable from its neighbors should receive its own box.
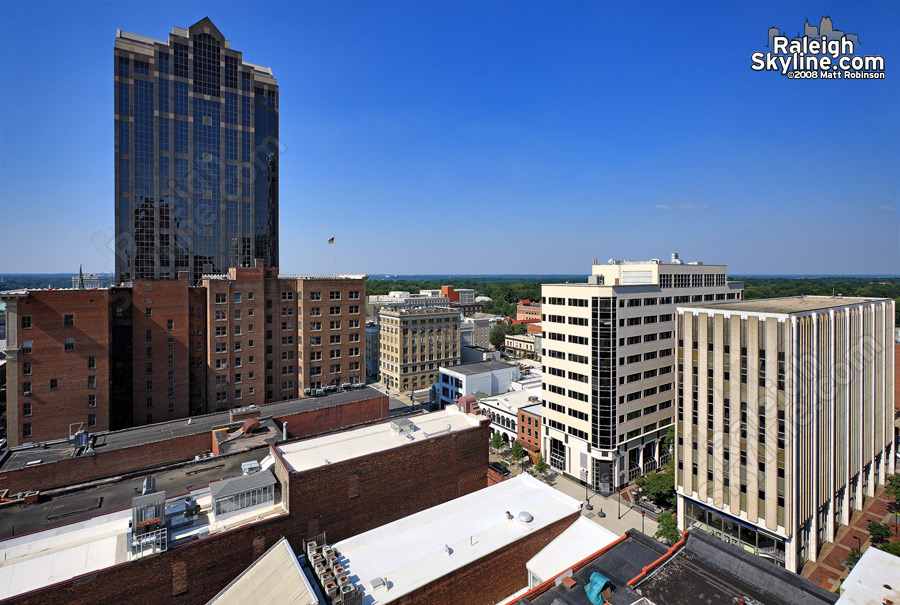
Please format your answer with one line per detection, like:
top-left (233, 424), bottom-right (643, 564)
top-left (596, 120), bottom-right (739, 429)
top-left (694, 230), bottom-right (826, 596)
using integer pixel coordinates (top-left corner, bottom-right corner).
top-left (275, 408), bottom-right (480, 473)
top-left (480, 389), bottom-right (542, 413)
top-left (1, 387), bottom-right (385, 472)
top-left (334, 473), bottom-right (581, 604)
top-left (527, 517), bottom-right (619, 585)
top-left (680, 295), bottom-right (890, 315)
top-left (0, 482), bottom-right (286, 602)
top-left (442, 360), bottom-right (517, 376)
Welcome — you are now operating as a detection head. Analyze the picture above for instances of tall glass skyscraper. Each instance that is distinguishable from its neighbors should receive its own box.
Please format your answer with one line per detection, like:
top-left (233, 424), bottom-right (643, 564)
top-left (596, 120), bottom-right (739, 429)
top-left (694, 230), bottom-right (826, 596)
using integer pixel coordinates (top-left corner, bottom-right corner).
top-left (114, 18), bottom-right (278, 284)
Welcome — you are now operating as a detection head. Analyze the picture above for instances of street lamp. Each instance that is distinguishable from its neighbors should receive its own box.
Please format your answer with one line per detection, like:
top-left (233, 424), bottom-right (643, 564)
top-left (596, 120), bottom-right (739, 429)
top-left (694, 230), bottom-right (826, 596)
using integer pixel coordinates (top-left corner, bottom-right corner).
top-left (582, 469), bottom-right (593, 511)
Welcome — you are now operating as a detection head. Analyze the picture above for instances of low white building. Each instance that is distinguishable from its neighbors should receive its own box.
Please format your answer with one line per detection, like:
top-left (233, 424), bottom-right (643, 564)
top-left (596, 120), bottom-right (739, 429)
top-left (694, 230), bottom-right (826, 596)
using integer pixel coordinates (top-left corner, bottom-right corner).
top-left (479, 389), bottom-right (542, 444)
top-left (505, 333), bottom-right (538, 358)
top-left (437, 360), bottom-right (519, 408)
top-left (331, 474), bottom-right (581, 604)
top-left (525, 517), bottom-right (619, 589)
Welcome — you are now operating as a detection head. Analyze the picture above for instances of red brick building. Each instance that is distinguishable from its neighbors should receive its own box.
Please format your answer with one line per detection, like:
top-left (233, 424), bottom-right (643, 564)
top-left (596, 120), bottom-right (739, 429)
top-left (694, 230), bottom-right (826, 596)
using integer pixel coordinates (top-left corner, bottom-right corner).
top-left (518, 402), bottom-right (543, 463)
top-left (131, 276), bottom-right (193, 426)
top-left (3, 289), bottom-right (112, 446)
top-left (1, 262), bottom-right (367, 445)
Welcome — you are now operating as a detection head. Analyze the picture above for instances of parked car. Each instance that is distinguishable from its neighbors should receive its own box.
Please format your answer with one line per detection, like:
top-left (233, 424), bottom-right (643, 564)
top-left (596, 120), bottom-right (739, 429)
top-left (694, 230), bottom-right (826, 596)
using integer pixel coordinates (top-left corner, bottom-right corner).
top-left (489, 461), bottom-right (511, 477)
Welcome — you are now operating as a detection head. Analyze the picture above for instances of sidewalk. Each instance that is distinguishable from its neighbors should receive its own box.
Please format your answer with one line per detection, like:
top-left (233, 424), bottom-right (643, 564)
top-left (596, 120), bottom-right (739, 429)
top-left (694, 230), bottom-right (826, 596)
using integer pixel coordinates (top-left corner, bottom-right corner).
top-left (489, 450), bottom-right (659, 538)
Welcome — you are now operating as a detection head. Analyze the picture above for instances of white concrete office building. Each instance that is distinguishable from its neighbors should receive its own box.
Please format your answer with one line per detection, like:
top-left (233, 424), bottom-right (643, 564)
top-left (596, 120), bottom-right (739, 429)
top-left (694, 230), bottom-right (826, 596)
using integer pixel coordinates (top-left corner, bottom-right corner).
top-left (675, 296), bottom-right (895, 573)
top-left (540, 254), bottom-right (743, 494)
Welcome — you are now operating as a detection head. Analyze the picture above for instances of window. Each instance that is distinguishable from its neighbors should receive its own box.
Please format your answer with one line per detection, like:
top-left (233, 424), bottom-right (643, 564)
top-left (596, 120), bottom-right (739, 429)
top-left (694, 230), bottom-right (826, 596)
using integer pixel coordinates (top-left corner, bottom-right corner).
top-left (215, 293), bottom-right (227, 304)
top-left (21, 315), bottom-right (32, 329)
top-left (23, 381), bottom-right (32, 395)
top-left (23, 423), bottom-right (32, 439)
top-left (64, 314), bottom-right (74, 327)
top-left (330, 291), bottom-right (341, 300)
top-left (145, 307), bottom-right (152, 316)
top-left (64, 338), bottom-right (75, 352)
top-left (88, 376), bottom-right (96, 388)
top-left (88, 414), bottom-right (97, 428)
top-left (23, 401), bottom-right (32, 416)
top-left (234, 292), bottom-right (242, 303)
top-left (88, 356), bottom-right (96, 370)
top-left (310, 291), bottom-right (321, 301)
top-left (22, 361), bottom-right (31, 375)
top-left (88, 394), bottom-right (96, 408)
top-left (22, 340), bottom-right (33, 354)
top-left (167, 319), bottom-right (174, 330)
top-left (168, 337), bottom-right (174, 349)
top-left (50, 378), bottom-right (58, 389)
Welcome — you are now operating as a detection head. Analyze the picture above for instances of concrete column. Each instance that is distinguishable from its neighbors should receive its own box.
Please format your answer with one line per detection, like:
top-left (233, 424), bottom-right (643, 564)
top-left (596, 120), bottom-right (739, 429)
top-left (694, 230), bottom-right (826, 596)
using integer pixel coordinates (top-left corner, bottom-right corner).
top-left (826, 310), bottom-right (836, 544)
top-left (808, 315), bottom-right (818, 563)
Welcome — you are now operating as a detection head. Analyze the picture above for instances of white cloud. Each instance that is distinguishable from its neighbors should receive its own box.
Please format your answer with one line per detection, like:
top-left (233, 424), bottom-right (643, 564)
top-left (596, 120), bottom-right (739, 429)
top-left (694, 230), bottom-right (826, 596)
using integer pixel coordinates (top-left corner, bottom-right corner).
top-left (880, 205), bottom-right (895, 211)
top-left (656, 203), bottom-right (708, 211)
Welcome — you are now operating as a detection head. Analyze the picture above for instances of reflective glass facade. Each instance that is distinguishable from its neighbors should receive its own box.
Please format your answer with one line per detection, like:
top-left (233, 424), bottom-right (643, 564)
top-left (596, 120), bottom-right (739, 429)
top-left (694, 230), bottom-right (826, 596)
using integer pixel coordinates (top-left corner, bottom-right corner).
top-left (115, 18), bottom-right (278, 284)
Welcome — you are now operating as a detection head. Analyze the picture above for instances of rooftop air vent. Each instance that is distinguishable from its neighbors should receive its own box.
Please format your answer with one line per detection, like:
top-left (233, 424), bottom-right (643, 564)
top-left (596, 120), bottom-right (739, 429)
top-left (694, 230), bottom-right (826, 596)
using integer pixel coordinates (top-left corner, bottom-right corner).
top-left (518, 511), bottom-right (534, 523)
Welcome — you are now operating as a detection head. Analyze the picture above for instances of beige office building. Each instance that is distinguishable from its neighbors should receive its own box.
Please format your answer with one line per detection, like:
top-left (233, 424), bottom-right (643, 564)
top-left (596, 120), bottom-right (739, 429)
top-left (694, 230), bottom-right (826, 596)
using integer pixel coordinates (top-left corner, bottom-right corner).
top-left (541, 254), bottom-right (743, 494)
top-left (676, 296), bottom-right (895, 573)
top-left (378, 307), bottom-right (461, 392)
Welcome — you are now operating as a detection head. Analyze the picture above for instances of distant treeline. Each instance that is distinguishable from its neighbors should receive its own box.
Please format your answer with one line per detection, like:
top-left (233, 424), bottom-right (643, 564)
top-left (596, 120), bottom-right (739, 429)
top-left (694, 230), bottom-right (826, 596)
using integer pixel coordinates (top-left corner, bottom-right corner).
top-left (368, 276), bottom-right (900, 320)
top-left (365, 277), bottom-right (587, 318)
top-left (0, 274), bottom-right (87, 290)
top-left (4, 275), bottom-right (898, 321)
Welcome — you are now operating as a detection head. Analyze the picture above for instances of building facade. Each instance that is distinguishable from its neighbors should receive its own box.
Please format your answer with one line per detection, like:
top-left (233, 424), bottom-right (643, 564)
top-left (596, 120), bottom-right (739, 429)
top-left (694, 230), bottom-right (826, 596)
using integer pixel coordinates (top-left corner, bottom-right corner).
top-left (378, 306), bottom-right (460, 392)
top-left (675, 296), bottom-right (895, 573)
top-left (114, 18), bottom-right (279, 284)
top-left (540, 255), bottom-right (743, 494)
top-left (460, 315), bottom-right (497, 349)
top-left (437, 360), bottom-right (520, 407)
top-left (517, 300), bottom-right (541, 322)
top-left (505, 333), bottom-right (538, 358)
top-left (518, 402), bottom-right (543, 462)
top-left (1, 263), bottom-right (367, 442)
top-left (2, 289), bottom-right (112, 446)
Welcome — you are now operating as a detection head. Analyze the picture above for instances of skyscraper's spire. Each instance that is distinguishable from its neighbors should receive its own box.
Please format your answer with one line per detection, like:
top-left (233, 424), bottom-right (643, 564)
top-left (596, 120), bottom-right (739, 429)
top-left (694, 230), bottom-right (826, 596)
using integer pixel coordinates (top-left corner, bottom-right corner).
top-left (78, 264), bottom-right (85, 289)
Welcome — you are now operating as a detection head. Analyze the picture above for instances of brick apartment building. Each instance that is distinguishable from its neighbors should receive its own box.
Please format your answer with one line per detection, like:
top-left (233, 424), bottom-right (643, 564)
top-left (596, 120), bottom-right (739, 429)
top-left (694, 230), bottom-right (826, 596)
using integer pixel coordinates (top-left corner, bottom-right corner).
top-left (0, 262), bottom-right (367, 445)
top-left (2, 289), bottom-right (112, 446)
top-left (518, 402), bottom-right (542, 463)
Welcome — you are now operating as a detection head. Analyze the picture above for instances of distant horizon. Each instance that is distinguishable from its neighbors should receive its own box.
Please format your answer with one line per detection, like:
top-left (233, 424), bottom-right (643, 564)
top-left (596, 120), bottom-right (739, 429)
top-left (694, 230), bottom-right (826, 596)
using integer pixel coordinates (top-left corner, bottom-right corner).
top-left (1, 4), bottom-right (898, 275)
top-left (4, 272), bottom-right (900, 279)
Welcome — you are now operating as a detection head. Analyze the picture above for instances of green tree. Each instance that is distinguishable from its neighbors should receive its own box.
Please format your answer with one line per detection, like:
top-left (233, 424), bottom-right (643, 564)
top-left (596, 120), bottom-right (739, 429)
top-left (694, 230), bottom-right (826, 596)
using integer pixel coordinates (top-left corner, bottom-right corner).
top-left (508, 323), bottom-right (528, 336)
top-left (490, 432), bottom-right (503, 451)
top-left (534, 455), bottom-right (549, 475)
top-left (879, 541), bottom-right (900, 557)
top-left (662, 426), bottom-right (675, 469)
top-left (885, 474), bottom-right (900, 508)
top-left (655, 511), bottom-right (681, 545)
top-left (635, 469), bottom-right (676, 509)
top-left (511, 441), bottom-right (525, 466)
top-left (868, 521), bottom-right (892, 545)
top-left (489, 323), bottom-right (509, 350)
top-left (847, 547), bottom-right (862, 569)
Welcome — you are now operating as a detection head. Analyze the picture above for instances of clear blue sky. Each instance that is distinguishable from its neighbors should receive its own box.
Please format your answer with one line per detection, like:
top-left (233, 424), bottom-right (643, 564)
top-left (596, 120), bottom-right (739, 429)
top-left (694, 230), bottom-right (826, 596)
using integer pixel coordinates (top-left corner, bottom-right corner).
top-left (1, 1), bottom-right (898, 275)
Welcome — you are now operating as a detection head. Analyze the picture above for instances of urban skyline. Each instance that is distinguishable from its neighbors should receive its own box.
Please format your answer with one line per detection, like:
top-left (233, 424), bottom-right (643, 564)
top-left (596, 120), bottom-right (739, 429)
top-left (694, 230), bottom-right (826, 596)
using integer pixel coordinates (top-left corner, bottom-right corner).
top-left (1, 2), bottom-right (898, 276)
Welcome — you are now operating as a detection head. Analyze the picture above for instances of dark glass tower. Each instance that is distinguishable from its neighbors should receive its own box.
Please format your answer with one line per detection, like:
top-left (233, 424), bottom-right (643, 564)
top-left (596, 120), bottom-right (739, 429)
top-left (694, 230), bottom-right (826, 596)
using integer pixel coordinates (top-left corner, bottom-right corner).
top-left (114, 18), bottom-right (278, 284)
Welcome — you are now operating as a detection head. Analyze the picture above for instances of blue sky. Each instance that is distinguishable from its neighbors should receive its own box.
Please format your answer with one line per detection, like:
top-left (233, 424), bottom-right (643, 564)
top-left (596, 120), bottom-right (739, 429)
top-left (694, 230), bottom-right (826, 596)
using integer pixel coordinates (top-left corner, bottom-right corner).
top-left (1, 1), bottom-right (897, 275)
